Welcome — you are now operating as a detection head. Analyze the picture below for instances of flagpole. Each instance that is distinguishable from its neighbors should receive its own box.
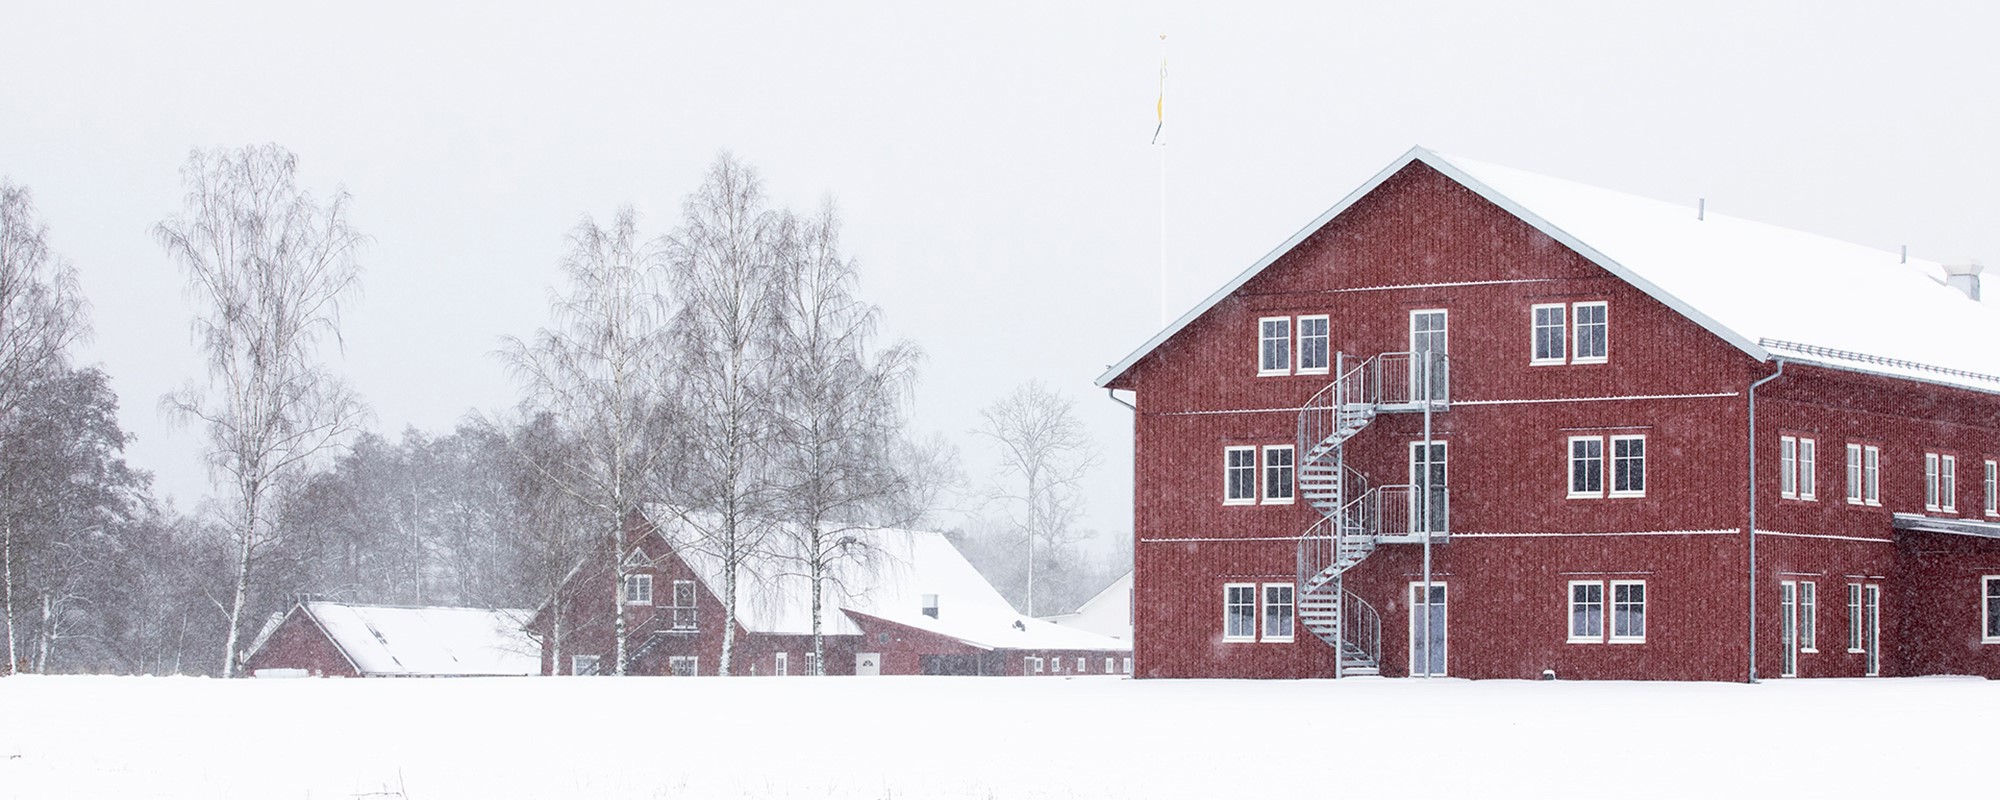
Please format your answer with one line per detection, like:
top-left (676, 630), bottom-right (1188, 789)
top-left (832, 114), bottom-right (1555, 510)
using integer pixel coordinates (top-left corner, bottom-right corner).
top-left (1157, 33), bottom-right (1168, 327)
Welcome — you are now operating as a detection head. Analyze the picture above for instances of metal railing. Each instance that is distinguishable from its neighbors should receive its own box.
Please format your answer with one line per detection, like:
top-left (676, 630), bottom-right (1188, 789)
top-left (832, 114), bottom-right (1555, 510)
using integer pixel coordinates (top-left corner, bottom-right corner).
top-left (1367, 351), bottom-right (1450, 407)
top-left (1353, 484), bottom-right (1451, 539)
top-left (1343, 589), bottom-right (1381, 669)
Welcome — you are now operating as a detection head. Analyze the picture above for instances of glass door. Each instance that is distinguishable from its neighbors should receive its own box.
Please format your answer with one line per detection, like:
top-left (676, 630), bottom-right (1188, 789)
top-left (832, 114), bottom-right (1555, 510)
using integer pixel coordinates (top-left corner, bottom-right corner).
top-left (1409, 309), bottom-right (1448, 402)
top-left (1409, 441), bottom-right (1448, 535)
top-left (1409, 583), bottom-right (1447, 677)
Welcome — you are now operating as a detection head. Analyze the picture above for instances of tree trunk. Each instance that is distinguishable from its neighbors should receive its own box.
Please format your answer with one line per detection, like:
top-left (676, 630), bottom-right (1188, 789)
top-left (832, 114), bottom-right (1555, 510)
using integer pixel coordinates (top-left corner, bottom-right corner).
top-left (3, 519), bottom-right (15, 676)
top-left (220, 500), bottom-right (257, 678)
top-left (549, 597), bottom-right (564, 676)
top-left (720, 514), bottom-right (737, 676)
top-left (810, 527), bottom-right (824, 677)
top-left (611, 507), bottom-right (627, 675)
top-left (35, 591), bottom-right (51, 673)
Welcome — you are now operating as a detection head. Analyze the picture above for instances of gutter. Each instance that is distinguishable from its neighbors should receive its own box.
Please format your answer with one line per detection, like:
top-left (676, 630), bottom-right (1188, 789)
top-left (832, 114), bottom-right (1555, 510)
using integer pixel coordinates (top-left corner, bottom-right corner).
top-left (1745, 358), bottom-right (1786, 684)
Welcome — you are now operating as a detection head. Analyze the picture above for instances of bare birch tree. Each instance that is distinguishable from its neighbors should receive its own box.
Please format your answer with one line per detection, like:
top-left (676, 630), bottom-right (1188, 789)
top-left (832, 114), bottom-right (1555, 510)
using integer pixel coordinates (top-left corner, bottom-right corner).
top-left (768, 200), bottom-right (922, 674)
top-left (154, 145), bottom-right (369, 677)
top-left (975, 381), bottom-right (1097, 616)
top-left (501, 207), bottom-right (676, 675)
top-left (0, 180), bottom-right (89, 674)
top-left (663, 153), bottom-right (784, 676)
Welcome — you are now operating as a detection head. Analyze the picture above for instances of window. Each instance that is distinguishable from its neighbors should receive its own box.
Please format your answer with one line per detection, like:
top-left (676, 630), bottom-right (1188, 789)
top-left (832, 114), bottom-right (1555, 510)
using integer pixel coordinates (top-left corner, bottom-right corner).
top-left (1262, 583), bottom-right (1295, 642)
top-left (670, 580), bottom-right (698, 630)
top-left (1572, 302), bottom-right (1608, 363)
top-left (1122, 657), bottom-right (1134, 674)
top-left (1863, 585), bottom-right (1880, 676)
top-left (1569, 436), bottom-right (1605, 497)
top-left (570, 654), bottom-right (600, 676)
top-left (1262, 445), bottom-right (1295, 505)
top-left (1799, 438), bottom-right (1816, 500)
top-left (1610, 436), bottom-right (1646, 497)
top-left (623, 574), bottom-right (653, 605)
top-left (1224, 447), bottom-right (1257, 505)
top-left (1258, 317), bottom-right (1290, 375)
top-left (1847, 444), bottom-right (1863, 504)
top-left (1864, 446), bottom-right (1881, 505)
top-left (1780, 581), bottom-right (1798, 677)
top-left (1798, 581), bottom-right (1816, 652)
top-left (1531, 304), bottom-right (1566, 364)
top-left (1076, 657), bottom-right (1086, 672)
top-left (1984, 576), bottom-right (2000, 644)
top-left (1610, 581), bottom-right (1646, 643)
top-left (1568, 581), bottom-right (1605, 642)
top-left (1847, 583), bottom-right (1863, 652)
top-left (668, 656), bottom-right (698, 676)
top-left (1780, 436), bottom-right (1797, 499)
top-left (1409, 441), bottom-right (1448, 533)
top-left (1926, 452), bottom-right (1941, 510)
top-left (1297, 315), bottom-right (1330, 374)
top-left (1105, 657), bottom-right (1116, 674)
top-left (774, 652), bottom-right (789, 676)
top-left (804, 652), bottom-right (822, 676)
top-left (922, 593), bottom-right (939, 619)
top-left (1224, 584), bottom-right (1258, 641)
top-left (1942, 454), bottom-right (1958, 512)
top-left (1987, 460), bottom-right (1998, 516)
top-left (1027, 656), bottom-right (1043, 674)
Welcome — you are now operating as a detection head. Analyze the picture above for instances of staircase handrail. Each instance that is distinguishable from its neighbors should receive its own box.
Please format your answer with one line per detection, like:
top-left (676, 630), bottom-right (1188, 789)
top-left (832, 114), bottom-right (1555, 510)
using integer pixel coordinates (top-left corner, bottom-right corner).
top-left (1342, 588), bottom-right (1382, 669)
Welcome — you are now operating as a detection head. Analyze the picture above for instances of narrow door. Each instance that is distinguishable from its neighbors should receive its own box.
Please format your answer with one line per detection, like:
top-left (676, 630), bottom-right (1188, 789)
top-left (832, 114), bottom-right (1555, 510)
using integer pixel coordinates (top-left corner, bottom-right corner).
top-left (1409, 309), bottom-right (1448, 402)
top-left (1863, 585), bottom-right (1881, 676)
top-left (1779, 581), bottom-right (1798, 677)
top-left (1408, 441), bottom-right (1448, 535)
top-left (855, 652), bottom-right (881, 676)
top-left (1409, 583), bottom-right (1447, 677)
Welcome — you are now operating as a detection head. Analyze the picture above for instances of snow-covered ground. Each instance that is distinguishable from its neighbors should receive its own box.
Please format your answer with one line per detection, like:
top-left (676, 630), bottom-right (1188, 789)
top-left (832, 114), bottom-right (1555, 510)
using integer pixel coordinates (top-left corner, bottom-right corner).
top-left (2, 674), bottom-right (1992, 798)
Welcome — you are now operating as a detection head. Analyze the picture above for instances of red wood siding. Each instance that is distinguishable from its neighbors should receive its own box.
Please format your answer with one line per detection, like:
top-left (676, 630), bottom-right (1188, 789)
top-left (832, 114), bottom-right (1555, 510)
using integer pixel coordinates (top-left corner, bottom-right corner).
top-left (240, 607), bottom-right (359, 677)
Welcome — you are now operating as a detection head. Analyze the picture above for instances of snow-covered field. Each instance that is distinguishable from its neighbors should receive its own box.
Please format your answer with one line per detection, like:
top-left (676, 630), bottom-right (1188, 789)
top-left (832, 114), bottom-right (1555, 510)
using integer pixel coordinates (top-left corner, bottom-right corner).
top-left (2, 674), bottom-right (1992, 798)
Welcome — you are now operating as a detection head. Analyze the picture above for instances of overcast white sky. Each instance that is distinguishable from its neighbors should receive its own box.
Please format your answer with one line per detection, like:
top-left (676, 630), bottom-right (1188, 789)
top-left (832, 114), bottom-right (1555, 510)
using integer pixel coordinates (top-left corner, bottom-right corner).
top-left (5, 1), bottom-right (2000, 546)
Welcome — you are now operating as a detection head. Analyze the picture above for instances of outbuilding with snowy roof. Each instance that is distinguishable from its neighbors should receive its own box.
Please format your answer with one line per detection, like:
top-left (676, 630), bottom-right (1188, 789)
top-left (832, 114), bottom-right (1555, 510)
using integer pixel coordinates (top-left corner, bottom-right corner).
top-left (241, 602), bottom-right (538, 678)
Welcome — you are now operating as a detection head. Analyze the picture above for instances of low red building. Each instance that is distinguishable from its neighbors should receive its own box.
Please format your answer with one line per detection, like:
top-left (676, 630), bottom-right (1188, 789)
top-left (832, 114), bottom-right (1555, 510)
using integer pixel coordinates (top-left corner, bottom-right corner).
top-left (1098, 146), bottom-right (2000, 681)
top-left (527, 509), bottom-right (1129, 677)
top-left (241, 602), bottom-right (537, 677)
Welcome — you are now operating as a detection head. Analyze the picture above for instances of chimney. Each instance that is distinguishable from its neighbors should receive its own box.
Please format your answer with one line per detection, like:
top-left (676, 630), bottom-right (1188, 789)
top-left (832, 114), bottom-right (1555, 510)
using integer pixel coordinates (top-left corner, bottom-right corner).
top-left (1944, 260), bottom-right (1983, 301)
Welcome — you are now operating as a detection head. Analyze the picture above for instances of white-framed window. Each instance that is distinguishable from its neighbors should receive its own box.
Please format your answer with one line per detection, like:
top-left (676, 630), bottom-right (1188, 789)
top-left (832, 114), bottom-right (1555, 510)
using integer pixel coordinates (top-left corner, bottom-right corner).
top-left (1571, 301), bottom-right (1608, 363)
top-left (1863, 446), bottom-right (1881, 505)
top-left (1568, 580), bottom-right (1605, 642)
top-left (1987, 460), bottom-right (1998, 516)
top-left (1224, 446), bottom-right (1257, 505)
top-left (623, 573), bottom-right (654, 605)
top-left (804, 652), bottom-right (822, 676)
top-left (1799, 438), bottom-right (1817, 500)
top-left (670, 579), bottom-right (698, 630)
top-left (1846, 444), bottom-right (1864, 504)
top-left (1262, 445), bottom-right (1295, 505)
top-left (1122, 657), bottom-right (1133, 674)
top-left (1798, 580), bottom-right (1817, 653)
top-left (1026, 656), bottom-right (1043, 674)
top-left (1847, 583), bottom-right (1864, 653)
top-left (1073, 656), bottom-right (1084, 672)
top-left (1780, 581), bottom-right (1798, 677)
top-left (1258, 317), bottom-right (1291, 375)
top-left (1409, 441), bottom-right (1448, 534)
top-left (1610, 435), bottom-right (1646, 497)
top-left (774, 651), bottom-right (789, 676)
top-left (1568, 436), bottom-right (1605, 497)
top-left (1780, 436), bottom-right (1798, 499)
top-left (1531, 303), bottom-right (1566, 364)
top-left (1942, 454), bottom-right (1958, 513)
top-left (1262, 583), bottom-right (1295, 642)
top-left (1297, 315), bottom-right (1330, 374)
top-left (570, 654), bottom-right (600, 676)
top-left (1610, 581), bottom-right (1646, 643)
top-left (668, 656), bottom-right (698, 676)
top-left (1223, 583), bottom-right (1258, 641)
top-left (1863, 584), bottom-right (1881, 676)
top-left (1926, 452), bottom-right (1940, 510)
top-left (1104, 657), bottom-right (1116, 674)
top-left (1983, 576), bottom-right (2000, 644)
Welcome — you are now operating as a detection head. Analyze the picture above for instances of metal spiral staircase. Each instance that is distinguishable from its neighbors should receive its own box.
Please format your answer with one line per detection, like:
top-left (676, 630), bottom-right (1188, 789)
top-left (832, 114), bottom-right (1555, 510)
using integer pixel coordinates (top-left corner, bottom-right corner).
top-left (1295, 351), bottom-right (1449, 677)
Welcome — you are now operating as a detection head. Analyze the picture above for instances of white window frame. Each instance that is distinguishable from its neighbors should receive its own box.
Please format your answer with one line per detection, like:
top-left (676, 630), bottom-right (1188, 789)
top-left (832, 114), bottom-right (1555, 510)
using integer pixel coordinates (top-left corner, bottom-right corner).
top-left (1863, 446), bottom-right (1881, 505)
top-left (1258, 317), bottom-right (1291, 376)
top-left (1983, 575), bottom-right (2000, 645)
top-left (774, 651), bottom-right (789, 676)
top-left (1780, 436), bottom-right (1798, 499)
top-left (670, 579), bottom-right (698, 630)
top-left (1224, 446), bottom-right (1257, 505)
top-left (1846, 583), bottom-right (1864, 653)
top-left (1296, 315), bottom-right (1330, 375)
top-left (1942, 454), bottom-right (1958, 513)
top-left (570, 654), bottom-right (600, 676)
top-left (1567, 580), bottom-right (1605, 643)
top-left (1863, 584), bottom-right (1881, 676)
top-left (1571, 301), bottom-right (1608, 364)
top-left (668, 655), bottom-right (698, 676)
top-left (623, 573), bottom-right (654, 606)
top-left (1846, 443), bottom-right (1863, 505)
top-left (1609, 580), bottom-right (1646, 644)
top-left (1530, 303), bottom-right (1567, 365)
top-left (1104, 657), bottom-right (1115, 674)
top-left (1799, 580), bottom-right (1817, 653)
top-left (1568, 436), bottom-right (1605, 498)
top-left (1261, 583), bottom-right (1296, 643)
top-left (1261, 445), bottom-right (1295, 505)
top-left (1122, 657), bottom-right (1133, 674)
top-left (1223, 583), bottom-right (1258, 642)
top-left (1779, 580), bottom-right (1798, 678)
top-left (804, 652), bottom-right (822, 676)
top-left (1987, 460), bottom-right (1998, 517)
top-left (1798, 438), bottom-right (1817, 501)
top-left (1027, 656), bottom-right (1043, 674)
top-left (1926, 452), bottom-right (1942, 511)
top-left (1609, 435), bottom-right (1646, 498)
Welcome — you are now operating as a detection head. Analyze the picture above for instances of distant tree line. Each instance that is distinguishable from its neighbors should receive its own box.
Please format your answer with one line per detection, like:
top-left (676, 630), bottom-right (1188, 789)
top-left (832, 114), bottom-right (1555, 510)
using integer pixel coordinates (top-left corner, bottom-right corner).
top-left (0, 147), bottom-right (1127, 677)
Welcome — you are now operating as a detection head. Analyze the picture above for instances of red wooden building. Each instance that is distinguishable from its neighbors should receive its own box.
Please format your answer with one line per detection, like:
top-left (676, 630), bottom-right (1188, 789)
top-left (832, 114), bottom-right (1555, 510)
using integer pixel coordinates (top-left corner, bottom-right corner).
top-left (526, 509), bottom-right (1130, 677)
top-left (1098, 147), bottom-right (2000, 681)
top-left (241, 602), bottom-right (538, 678)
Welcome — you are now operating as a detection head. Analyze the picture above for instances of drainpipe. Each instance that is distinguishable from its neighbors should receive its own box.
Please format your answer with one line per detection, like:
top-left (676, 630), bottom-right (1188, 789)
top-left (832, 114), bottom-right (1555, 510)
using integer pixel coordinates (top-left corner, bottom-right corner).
top-left (1105, 387), bottom-right (1137, 412)
top-left (1746, 358), bottom-right (1786, 684)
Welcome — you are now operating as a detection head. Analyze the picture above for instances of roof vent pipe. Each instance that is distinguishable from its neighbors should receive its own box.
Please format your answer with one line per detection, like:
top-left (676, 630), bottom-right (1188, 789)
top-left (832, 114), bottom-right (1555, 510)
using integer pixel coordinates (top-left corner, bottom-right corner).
top-left (1697, 198), bottom-right (1705, 221)
top-left (1944, 260), bottom-right (1983, 301)
top-left (1901, 245), bottom-right (1907, 264)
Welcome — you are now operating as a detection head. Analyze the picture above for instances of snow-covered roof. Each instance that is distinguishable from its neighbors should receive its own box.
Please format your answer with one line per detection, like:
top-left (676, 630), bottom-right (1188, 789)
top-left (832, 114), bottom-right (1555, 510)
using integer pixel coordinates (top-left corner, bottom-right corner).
top-left (1041, 570), bottom-right (1132, 641)
top-left (300, 602), bottom-right (539, 677)
top-left (1097, 146), bottom-right (2000, 394)
top-left (644, 508), bottom-right (1129, 653)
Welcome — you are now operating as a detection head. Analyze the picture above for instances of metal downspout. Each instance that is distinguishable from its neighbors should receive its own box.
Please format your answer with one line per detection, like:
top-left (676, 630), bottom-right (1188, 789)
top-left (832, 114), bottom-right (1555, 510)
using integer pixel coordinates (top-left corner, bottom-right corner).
top-left (1746, 358), bottom-right (1787, 684)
